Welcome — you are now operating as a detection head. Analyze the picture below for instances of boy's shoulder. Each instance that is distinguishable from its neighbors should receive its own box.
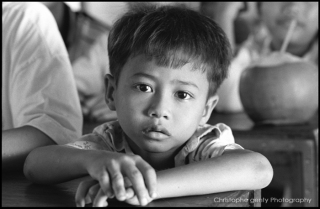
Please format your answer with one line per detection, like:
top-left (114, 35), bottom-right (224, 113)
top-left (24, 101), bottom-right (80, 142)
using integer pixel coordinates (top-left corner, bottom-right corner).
top-left (91, 120), bottom-right (125, 151)
top-left (92, 120), bottom-right (123, 141)
top-left (93, 120), bottom-right (120, 132)
top-left (174, 123), bottom-right (234, 156)
top-left (175, 123), bottom-right (243, 166)
top-left (190, 123), bottom-right (235, 146)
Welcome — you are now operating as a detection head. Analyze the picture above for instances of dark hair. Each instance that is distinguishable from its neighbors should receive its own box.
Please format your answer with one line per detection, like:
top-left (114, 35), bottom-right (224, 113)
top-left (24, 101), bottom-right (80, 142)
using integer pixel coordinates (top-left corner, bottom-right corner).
top-left (108, 5), bottom-right (232, 96)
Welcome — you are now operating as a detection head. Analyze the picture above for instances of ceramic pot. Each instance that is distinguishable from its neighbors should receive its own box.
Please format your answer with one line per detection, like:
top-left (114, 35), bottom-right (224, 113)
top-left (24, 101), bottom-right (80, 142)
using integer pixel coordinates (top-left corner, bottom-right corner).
top-left (239, 61), bottom-right (318, 125)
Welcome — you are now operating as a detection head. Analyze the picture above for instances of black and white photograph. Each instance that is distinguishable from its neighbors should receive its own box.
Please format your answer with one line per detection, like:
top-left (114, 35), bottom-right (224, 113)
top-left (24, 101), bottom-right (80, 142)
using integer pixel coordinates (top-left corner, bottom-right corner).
top-left (2, 2), bottom-right (318, 207)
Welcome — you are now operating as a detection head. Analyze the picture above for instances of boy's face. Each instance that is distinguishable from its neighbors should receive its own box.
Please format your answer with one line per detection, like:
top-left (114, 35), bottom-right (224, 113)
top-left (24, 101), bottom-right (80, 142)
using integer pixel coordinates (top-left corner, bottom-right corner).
top-left (261, 2), bottom-right (318, 47)
top-left (105, 54), bottom-right (218, 154)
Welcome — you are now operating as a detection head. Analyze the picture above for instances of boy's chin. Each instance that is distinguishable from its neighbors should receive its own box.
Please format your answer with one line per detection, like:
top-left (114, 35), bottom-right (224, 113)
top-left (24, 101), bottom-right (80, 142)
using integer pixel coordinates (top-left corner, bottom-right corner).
top-left (140, 142), bottom-right (180, 154)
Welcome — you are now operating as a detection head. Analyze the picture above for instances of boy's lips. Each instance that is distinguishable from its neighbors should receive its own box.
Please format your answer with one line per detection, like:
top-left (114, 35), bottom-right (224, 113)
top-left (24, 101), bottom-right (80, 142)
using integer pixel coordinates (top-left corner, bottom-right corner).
top-left (142, 125), bottom-right (171, 140)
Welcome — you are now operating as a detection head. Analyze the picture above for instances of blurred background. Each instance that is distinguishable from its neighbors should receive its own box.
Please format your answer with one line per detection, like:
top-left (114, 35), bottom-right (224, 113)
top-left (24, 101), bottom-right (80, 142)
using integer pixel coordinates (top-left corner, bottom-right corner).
top-left (66, 2), bottom-right (257, 30)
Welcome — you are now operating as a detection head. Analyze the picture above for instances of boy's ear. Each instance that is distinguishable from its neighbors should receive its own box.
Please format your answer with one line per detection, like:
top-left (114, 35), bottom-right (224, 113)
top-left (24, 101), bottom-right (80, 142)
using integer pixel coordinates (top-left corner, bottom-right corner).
top-left (199, 94), bottom-right (219, 126)
top-left (104, 74), bottom-right (116, 111)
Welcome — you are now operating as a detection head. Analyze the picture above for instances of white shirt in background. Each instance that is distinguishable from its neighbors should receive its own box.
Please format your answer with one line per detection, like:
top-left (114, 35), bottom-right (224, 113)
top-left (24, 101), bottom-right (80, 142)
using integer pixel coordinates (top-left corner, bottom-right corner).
top-left (2, 2), bottom-right (83, 144)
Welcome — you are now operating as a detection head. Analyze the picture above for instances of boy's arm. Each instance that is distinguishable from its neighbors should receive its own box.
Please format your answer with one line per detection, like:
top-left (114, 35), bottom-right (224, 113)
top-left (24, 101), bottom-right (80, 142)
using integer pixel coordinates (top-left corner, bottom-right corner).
top-left (23, 133), bottom-right (114, 184)
top-left (75, 148), bottom-right (272, 206)
top-left (24, 141), bottom-right (157, 206)
top-left (154, 149), bottom-right (273, 199)
top-left (2, 126), bottom-right (55, 172)
top-left (24, 144), bottom-right (92, 184)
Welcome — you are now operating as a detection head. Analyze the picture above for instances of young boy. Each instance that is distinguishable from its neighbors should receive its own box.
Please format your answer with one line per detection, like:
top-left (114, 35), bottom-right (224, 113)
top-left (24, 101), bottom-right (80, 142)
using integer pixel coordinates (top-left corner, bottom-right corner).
top-left (215, 2), bottom-right (318, 112)
top-left (24, 5), bottom-right (273, 207)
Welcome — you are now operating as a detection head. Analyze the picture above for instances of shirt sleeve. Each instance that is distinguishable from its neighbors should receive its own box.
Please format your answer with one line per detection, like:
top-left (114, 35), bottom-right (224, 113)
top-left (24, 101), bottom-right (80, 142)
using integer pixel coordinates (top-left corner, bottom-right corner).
top-left (64, 121), bottom-right (121, 151)
top-left (64, 133), bottom-right (114, 151)
top-left (187, 123), bottom-right (244, 164)
top-left (3, 2), bottom-right (83, 144)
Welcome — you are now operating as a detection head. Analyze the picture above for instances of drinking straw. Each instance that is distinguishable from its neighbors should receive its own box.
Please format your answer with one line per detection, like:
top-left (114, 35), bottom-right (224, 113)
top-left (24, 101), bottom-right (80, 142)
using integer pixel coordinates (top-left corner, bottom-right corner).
top-left (280, 19), bottom-right (297, 53)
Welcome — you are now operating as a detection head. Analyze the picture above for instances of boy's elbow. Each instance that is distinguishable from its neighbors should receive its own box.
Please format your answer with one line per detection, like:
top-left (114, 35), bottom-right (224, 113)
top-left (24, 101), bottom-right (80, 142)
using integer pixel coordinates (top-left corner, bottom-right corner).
top-left (23, 153), bottom-right (33, 181)
top-left (252, 153), bottom-right (273, 189)
top-left (23, 150), bottom-right (38, 183)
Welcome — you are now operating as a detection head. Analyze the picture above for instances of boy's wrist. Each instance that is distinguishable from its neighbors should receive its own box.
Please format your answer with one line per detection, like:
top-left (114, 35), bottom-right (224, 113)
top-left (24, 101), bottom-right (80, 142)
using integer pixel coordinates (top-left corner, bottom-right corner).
top-left (78, 149), bottom-right (99, 174)
top-left (152, 170), bottom-right (169, 200)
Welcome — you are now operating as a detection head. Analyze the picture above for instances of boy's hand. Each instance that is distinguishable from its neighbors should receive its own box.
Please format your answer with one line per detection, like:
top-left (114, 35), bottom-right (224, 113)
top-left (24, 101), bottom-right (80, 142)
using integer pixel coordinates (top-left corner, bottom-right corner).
top-left (82, 151), bottom-right (157, 206)
top-left (75, 178), bottom-right (150, 207)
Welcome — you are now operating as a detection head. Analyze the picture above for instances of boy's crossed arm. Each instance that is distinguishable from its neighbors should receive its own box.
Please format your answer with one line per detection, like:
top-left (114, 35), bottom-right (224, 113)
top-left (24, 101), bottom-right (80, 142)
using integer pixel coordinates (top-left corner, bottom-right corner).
top-left (24, 142), bottom-right (157, 206)
top-left (24, 142), bottom-right (273, 207)
top-left (76, 148), bottom-right (273, 207)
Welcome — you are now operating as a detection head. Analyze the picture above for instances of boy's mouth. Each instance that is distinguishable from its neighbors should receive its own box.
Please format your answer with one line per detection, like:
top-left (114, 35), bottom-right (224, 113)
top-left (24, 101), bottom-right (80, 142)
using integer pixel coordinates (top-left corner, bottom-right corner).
top-left (142, 125), bottom-right (171, 139)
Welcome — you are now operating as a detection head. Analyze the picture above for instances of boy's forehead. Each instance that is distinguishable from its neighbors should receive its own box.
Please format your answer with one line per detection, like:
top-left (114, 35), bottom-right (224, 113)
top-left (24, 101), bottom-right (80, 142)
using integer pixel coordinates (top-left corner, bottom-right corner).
top-left (125, 54), bottom-right (208, 74)
top-left (120, 54), bottom-right (210, 90)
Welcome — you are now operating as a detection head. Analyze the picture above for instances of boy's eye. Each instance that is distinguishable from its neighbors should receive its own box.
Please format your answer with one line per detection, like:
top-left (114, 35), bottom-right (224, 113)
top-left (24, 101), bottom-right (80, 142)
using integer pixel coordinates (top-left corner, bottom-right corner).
top-left (135, 84), bottom-right (152, 93)
top-left (176, 91), bottom-right (192, 100)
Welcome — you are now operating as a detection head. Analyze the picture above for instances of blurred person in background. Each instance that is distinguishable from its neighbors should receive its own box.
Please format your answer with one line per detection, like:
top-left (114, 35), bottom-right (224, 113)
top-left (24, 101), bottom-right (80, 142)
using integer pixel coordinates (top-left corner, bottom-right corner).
top-left (200, 2), bottom-right (253, 53)
top-left (42, 2), bottom-right (116, 122)
top-left (213, 2), bottom-right (318, 113)
top-left (2, 2), bottom-right (82, 172)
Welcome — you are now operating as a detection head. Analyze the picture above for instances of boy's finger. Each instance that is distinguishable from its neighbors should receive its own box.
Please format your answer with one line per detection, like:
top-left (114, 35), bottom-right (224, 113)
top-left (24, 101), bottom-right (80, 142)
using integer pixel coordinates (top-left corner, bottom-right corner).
top-left (75, 179), bottom-right (98, 207)
top-left (84, 196), bottom-right (91, 205)
top-left (136, 162), bottom-right (157, 199)
top-left (123, 177), bottom-right (135, 198)
top-left (124, 176), bottom-right (132, 187)
top-left (108, 165), bottom-right (126, 201)
top-left (87, 184), bottom-right (100, 202)
top-left (125, 187), bottom-right (135, 199)
top-left (93, 189), bottom-right (109, 207)
top-left (97, 171), bottom-right (114, 197)
top-left (125, 194), bottom-right (141, 205)
top-left (125, 167), bottom-right (150, 206)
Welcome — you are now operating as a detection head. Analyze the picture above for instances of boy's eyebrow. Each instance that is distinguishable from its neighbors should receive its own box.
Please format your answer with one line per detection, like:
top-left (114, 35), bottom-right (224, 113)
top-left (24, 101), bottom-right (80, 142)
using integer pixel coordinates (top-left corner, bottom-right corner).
top-left (131, 72), bottom-right (199, 89)
top-left (131, 72), bottom-right (154, 80)
top-left (172, 80), bottom-right (199, 90)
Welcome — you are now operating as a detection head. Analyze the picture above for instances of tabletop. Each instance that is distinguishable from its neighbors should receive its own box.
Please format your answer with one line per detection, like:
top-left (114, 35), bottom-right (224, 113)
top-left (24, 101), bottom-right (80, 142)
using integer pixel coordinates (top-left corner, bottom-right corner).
top-left (2, 172), bottom-right (259, 207)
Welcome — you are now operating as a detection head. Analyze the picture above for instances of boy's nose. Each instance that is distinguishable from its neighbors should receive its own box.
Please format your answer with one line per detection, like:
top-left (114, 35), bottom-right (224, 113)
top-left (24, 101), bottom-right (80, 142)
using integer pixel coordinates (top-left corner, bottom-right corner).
top-left (147, 94), bottom-right (170, 120)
